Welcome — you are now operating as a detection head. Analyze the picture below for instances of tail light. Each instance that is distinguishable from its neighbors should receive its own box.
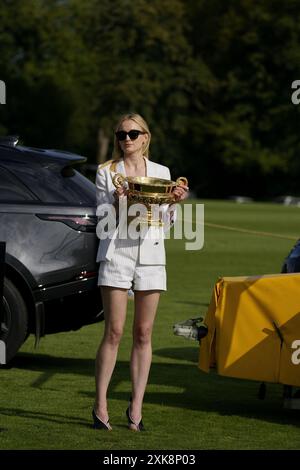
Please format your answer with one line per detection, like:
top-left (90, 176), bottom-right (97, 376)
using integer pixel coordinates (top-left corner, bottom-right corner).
top-left (36, 214), bottom-right (97, 232)
top-left (74, 270), bottom-right (98, 280)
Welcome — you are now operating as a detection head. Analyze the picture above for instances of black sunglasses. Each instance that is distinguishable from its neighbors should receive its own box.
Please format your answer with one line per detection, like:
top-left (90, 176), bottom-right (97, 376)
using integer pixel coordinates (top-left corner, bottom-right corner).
top-left (115, 130), bottom-right (146, 141)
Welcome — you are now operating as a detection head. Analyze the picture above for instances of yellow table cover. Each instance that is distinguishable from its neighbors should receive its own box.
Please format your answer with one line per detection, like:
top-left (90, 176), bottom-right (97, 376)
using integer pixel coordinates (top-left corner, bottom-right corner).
top-left (198, 273), bottom-right (300, 387)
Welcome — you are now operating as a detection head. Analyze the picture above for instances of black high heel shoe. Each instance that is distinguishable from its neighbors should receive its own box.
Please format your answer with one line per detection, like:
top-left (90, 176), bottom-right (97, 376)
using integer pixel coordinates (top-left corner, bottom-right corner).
top-left (92, 409), bottom-right (112, 431)
top-left (126, 406), bottom-right (145, 432)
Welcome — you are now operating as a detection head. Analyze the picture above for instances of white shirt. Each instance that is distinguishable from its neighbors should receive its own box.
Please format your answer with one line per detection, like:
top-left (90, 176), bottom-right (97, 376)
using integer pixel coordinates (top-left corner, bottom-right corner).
top-left (95, 157), bottom-right (177, 265)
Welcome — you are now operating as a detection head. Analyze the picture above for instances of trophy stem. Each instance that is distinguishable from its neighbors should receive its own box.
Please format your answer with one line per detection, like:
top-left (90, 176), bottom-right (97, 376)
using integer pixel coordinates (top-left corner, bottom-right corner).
top-left (147, 206), bottom-right (152, 223)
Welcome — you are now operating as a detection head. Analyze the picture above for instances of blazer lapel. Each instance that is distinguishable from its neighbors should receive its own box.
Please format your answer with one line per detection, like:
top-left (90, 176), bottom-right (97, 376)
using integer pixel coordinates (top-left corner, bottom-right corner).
top-left (146, 158), bottom-right (158, 177)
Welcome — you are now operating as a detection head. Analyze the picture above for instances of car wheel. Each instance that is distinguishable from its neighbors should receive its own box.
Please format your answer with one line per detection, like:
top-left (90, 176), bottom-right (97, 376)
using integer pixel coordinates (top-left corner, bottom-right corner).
top-left (0, 277), bottom-right (28, 363)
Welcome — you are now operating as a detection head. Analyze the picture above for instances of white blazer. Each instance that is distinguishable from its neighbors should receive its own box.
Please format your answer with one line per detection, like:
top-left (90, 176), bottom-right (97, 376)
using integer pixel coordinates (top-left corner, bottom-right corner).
top-left (95, 157), bottom-right (176, 265)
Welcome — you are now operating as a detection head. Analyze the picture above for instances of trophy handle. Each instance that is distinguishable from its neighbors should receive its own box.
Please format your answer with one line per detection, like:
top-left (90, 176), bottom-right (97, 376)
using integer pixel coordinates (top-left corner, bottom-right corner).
top-left (176, 177), bottom-right (188, 187)
top-left (112, 173), bottom-right (126, 188)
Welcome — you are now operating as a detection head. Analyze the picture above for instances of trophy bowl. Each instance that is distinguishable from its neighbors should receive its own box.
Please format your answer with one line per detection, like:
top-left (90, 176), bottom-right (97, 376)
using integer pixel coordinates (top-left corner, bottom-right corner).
top-left (112, 174), bottom-right (188, 225)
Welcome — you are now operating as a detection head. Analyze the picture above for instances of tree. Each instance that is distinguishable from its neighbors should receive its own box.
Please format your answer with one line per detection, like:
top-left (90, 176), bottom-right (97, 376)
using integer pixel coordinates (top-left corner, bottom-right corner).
top-left (73, 0), bottom-right (213, 166)
top-left (186, 0), bottom-right (300, 197)
top-left (2, 0), bottom-right (300, 197)
top-left (0, 0), bottom-right (96, 152)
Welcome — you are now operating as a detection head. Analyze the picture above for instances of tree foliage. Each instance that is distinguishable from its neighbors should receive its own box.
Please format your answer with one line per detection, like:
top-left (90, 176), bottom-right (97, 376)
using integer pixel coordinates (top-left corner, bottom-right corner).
top-left (1, 0), bottom-right (300, 197)
top-left (186, 0), bottom-right (300, 196)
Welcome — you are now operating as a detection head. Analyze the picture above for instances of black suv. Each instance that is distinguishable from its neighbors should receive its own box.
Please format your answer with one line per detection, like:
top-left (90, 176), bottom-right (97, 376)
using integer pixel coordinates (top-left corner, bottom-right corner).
top-left (0, 136), bottom-right (103, 363)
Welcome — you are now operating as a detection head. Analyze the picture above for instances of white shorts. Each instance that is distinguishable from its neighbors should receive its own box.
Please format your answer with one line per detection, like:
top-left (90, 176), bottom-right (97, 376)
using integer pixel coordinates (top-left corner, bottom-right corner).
top-left (97, 237), bottom-right (166, 291)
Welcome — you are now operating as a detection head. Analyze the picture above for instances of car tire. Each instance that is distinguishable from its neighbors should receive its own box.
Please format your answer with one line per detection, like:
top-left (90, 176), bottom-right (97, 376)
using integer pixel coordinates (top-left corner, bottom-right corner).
top-left (1, 277), bottom-right (28, 363)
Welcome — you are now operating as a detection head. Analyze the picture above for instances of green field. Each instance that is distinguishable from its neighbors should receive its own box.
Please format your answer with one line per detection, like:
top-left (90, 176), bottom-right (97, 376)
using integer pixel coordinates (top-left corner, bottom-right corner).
top-left (1, 200), bottom-right (300, 450)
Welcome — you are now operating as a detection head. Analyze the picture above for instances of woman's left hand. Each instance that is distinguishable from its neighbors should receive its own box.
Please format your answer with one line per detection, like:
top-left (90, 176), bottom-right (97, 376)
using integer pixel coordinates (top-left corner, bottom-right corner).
top-left (172, 184), bottom-right (189, 202)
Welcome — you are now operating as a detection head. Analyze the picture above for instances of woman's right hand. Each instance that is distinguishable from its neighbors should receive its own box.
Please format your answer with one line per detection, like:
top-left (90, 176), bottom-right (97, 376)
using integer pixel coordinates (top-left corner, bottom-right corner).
top-left (113, 186), bottom-right (128, 200)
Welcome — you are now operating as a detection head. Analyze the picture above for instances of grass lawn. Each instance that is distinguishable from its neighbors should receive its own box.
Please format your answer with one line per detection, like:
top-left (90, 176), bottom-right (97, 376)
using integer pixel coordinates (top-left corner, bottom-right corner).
top-left (1, 199), bottom-right (300, 450)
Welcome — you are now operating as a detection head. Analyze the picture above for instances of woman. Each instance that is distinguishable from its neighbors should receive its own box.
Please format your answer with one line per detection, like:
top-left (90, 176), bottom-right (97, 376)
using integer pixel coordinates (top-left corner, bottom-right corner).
top-left (93, 113), bottom-right (188, 431)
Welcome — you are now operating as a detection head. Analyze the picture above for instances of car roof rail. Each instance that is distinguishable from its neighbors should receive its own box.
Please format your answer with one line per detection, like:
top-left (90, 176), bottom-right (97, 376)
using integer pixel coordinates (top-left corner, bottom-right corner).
top-left (0, 135), bottom-right (19, 146)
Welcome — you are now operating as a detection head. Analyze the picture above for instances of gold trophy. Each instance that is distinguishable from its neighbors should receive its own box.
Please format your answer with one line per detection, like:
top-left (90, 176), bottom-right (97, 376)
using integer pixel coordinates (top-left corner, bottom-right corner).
top-left (112, 174), bottom-right (188, 225)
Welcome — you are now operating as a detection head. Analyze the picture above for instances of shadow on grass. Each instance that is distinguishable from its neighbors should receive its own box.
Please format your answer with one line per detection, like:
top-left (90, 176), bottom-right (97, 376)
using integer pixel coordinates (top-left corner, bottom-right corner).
top-left (0, 407), bottom-right (89, 428)
top-left (153, 346), bottom-right (199, 363)
top-left (174, 301), bottom-right (209, 307)
top-left (4, 351), bottom-right (299, 428)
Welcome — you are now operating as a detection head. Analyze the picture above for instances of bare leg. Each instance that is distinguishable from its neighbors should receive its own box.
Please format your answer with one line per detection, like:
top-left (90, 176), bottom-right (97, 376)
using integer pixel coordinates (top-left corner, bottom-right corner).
top-left (95, 286), bottom-right (128, 423)
top-left (129, 290), bottom-right (161, 427)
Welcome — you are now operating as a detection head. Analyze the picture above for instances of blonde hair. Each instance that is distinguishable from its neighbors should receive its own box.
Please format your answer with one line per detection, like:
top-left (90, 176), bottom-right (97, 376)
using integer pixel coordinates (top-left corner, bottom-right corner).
top-left (112, 113), bottom-right (151, 160)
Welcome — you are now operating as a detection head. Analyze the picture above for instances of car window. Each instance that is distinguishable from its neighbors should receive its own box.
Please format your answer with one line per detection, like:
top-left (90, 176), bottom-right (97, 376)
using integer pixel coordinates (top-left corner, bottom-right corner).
top-left (0, 165), bottom-right (38, 202)
top-left (6, 162), bottom-right (96, 206)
